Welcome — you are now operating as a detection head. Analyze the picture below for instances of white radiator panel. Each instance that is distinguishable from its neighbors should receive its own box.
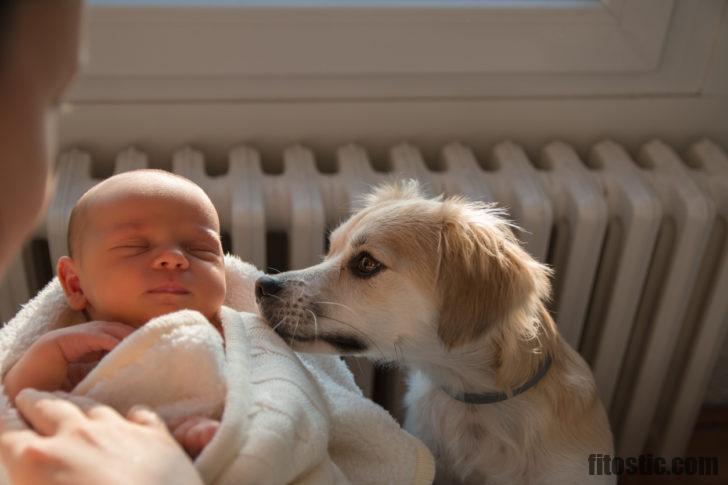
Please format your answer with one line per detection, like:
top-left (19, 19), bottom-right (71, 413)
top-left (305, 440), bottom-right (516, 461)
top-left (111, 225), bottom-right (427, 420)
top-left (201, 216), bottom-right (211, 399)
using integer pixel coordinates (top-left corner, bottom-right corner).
top-left (579, 140), bottom-right (662, 411)
top-left (649, 140), bottom-right (728, 458)
top-left (489, 141), bottom-right (553, 261)
top-left (1, 138), bottom-right (727, 459)
top-left (612, 140), bottom-right (713, 457)
top-left (537, 141), bottom-right (608, 348)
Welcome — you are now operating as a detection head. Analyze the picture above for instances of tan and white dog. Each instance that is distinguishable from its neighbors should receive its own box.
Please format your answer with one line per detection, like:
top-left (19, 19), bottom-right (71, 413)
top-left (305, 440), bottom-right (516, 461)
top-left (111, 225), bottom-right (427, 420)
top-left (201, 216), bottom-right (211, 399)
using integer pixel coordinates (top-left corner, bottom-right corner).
top-left (255, 181), bottom-right (614, 484)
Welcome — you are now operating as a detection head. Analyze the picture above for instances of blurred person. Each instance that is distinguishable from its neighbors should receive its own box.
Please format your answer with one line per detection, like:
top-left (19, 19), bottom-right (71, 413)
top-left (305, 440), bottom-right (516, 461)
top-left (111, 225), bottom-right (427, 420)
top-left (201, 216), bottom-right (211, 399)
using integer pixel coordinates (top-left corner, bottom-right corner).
top-left (0, 2), bottom-right (203, 484)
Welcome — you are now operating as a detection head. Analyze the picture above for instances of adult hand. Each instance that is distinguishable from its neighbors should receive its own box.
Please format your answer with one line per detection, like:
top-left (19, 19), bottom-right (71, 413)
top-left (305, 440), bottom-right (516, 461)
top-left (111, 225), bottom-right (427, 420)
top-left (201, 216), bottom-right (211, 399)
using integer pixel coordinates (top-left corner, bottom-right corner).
top-left (0, 389), bottom-right (203, 485)
top-left (3, 321), bottom-right (135, 401)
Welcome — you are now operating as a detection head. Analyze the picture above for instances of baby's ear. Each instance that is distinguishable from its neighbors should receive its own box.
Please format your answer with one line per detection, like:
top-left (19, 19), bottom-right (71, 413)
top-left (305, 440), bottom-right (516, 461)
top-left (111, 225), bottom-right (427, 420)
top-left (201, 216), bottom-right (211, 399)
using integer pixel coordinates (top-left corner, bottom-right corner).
top-left (57, 256), bottom-right (88, 311)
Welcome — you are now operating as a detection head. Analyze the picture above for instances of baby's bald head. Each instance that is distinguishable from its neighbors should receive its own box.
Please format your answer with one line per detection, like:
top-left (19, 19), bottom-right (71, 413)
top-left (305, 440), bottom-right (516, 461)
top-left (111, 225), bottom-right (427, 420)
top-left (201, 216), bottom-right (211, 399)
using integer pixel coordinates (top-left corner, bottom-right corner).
top-left (58, 169), bottom-right (226, 327)
top-left (67, 169), bottom-right (219, 259)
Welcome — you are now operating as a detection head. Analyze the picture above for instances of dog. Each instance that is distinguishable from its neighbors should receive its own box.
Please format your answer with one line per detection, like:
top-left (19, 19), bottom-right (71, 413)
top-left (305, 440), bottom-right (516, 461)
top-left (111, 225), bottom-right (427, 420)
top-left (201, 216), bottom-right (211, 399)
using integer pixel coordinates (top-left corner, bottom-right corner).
top-left (255, 181), bottom-right (614, 484)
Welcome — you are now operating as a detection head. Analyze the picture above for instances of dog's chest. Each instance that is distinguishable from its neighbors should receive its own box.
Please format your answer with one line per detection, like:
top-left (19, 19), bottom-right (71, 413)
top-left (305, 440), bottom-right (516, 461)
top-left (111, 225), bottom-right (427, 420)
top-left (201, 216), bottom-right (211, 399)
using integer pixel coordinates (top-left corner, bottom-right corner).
top-left (406, 381), bottom-right (526, 484)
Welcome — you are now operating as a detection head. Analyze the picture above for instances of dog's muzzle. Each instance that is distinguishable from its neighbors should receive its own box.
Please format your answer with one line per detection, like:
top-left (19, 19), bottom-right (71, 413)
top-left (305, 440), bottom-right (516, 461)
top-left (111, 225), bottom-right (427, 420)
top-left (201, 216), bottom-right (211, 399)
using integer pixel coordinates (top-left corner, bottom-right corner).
top-left (254, 275), bottom-right (369, 354)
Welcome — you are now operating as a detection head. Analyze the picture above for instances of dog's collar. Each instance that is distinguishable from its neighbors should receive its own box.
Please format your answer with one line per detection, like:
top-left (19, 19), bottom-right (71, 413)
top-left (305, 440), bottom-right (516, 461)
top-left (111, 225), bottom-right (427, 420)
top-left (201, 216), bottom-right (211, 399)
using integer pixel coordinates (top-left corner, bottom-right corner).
top-left (445, 355), bottom-right (553, 405)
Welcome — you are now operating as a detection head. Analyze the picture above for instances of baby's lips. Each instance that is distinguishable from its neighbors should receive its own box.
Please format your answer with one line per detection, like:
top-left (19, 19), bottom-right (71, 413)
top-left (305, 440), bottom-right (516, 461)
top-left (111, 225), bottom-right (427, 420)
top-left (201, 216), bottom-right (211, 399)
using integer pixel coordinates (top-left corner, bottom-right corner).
top-left (147, 282), bottom-right (190, 294)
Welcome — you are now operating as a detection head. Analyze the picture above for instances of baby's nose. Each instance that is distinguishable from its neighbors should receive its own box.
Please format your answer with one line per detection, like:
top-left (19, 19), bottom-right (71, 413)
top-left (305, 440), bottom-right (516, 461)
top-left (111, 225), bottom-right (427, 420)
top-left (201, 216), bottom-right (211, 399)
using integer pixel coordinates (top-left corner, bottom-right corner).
top-left (153, 248), bottom-right (189, 269)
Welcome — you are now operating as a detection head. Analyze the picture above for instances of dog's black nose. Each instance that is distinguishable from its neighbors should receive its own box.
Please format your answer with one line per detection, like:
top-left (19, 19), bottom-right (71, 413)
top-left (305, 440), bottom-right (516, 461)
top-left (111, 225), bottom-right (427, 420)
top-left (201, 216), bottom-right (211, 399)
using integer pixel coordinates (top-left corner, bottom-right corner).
top-left (255, 276), bottom-right (283, 300)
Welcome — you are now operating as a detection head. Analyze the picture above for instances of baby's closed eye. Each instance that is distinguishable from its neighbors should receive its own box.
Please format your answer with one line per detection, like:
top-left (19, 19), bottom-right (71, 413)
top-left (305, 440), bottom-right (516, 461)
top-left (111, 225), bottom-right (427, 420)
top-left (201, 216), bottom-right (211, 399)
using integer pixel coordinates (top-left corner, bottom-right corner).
top-left (111, 240), bottom-right (150, 255)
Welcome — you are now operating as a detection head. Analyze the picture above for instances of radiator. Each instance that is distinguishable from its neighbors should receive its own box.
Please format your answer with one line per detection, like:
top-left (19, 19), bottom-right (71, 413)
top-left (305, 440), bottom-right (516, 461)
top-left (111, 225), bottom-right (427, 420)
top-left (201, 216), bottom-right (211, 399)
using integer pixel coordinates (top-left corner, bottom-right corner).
top-left (1, 138), bottom-right (726, 460)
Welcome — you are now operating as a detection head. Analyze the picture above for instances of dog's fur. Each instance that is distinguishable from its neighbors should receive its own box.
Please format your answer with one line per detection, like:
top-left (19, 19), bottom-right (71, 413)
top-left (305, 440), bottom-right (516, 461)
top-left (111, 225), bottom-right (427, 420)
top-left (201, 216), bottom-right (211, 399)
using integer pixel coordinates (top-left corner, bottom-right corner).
top-left (256, 181), bottom-right (614, 484)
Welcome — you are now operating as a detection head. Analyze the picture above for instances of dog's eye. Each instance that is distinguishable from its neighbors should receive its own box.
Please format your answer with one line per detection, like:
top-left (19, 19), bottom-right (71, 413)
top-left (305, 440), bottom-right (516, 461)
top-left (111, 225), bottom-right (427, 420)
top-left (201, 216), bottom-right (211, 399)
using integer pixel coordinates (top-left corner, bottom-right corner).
top-left (350, 252), bottom-right (383, 278)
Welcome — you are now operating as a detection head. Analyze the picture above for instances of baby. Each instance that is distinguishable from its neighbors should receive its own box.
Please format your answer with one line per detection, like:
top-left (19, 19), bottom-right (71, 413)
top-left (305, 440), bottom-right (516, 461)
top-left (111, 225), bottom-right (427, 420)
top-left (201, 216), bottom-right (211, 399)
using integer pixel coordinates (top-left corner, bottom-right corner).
top-left (2, 169), bottom-right (226, 458)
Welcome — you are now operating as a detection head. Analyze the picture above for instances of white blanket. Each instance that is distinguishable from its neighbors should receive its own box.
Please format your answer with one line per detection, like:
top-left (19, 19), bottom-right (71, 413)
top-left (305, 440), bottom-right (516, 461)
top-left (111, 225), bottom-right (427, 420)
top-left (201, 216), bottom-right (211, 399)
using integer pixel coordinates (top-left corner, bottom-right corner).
top-left (0, 255), bottom-right (435, 485)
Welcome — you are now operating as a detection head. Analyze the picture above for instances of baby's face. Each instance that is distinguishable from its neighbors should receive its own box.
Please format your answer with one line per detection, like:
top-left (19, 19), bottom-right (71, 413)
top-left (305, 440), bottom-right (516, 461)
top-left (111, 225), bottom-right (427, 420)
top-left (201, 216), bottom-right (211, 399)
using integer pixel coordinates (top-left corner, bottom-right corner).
top-left (68, 185), bottom-right (226, 327)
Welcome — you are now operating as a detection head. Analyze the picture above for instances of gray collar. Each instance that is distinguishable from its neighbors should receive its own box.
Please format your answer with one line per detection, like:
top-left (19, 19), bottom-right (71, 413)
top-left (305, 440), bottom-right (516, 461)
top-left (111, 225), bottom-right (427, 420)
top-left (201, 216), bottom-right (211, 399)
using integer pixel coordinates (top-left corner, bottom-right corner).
top-left (445, 355), bottom-right (552, 405)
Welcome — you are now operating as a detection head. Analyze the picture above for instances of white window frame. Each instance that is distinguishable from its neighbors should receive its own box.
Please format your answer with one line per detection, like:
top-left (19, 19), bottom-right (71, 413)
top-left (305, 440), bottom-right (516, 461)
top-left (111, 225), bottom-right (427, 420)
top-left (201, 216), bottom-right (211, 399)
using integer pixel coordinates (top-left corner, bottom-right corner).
top-left (70, 0), bottom-right (724, 100)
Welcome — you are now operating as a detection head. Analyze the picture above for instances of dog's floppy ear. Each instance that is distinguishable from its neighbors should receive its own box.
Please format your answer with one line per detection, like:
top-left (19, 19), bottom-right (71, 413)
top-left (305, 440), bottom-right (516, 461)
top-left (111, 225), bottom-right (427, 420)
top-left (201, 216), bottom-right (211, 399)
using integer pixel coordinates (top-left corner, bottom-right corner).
top-left (436, 200), bottom-right (550, 348)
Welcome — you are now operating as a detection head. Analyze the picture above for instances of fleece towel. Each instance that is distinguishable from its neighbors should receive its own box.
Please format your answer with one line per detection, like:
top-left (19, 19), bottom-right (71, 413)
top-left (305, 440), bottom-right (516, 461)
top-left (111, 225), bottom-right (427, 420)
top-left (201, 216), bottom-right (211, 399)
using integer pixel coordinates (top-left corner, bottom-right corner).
top-left (0, 254), bottom-right (435, 485)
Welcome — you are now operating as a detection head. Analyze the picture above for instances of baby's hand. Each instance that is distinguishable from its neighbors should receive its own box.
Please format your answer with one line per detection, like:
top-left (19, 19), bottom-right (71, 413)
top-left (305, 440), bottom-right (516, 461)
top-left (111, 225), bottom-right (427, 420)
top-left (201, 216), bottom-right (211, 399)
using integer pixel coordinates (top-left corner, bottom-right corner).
top-left (170, 416), bottom-right (220, 458)
top-left (2, 321), bottom-right (135, 401)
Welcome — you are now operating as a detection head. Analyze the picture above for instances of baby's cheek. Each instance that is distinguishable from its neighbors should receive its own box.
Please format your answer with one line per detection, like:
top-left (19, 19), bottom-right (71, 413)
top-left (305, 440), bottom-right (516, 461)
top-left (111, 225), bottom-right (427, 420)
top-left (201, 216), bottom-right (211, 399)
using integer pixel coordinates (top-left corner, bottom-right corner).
top-left (201, 272), bottom-right (226, 317)
top-left (84, 275), bottom-right (141, 323)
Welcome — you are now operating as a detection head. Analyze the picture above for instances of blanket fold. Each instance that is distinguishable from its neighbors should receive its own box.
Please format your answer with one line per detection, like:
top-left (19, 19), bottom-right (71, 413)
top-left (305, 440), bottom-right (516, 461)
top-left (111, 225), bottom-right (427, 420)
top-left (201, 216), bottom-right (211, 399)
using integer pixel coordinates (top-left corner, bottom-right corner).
top-left (0, 254), bottom-right (435, 485)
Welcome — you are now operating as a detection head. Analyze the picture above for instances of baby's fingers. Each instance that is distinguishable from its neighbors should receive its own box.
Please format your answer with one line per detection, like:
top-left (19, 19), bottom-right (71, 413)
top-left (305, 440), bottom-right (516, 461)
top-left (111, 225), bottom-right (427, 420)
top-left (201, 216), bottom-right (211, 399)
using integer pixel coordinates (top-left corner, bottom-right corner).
top-left (171, 416), bottom-right (203, 443)
top-left (171, 417), bottom-right (219, 458)
top-left (56, 332), bottom-right (123, 364)
top-left (192, 421), bottom-right (219, 448)
top-left (76, 321), bottom-right (136, 341)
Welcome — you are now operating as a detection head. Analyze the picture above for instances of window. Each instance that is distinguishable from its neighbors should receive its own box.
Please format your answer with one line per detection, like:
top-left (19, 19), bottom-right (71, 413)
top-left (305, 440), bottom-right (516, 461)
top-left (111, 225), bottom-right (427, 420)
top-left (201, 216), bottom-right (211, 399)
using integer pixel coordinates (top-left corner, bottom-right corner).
top-left (72, 1), bottom-right (723, 100)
